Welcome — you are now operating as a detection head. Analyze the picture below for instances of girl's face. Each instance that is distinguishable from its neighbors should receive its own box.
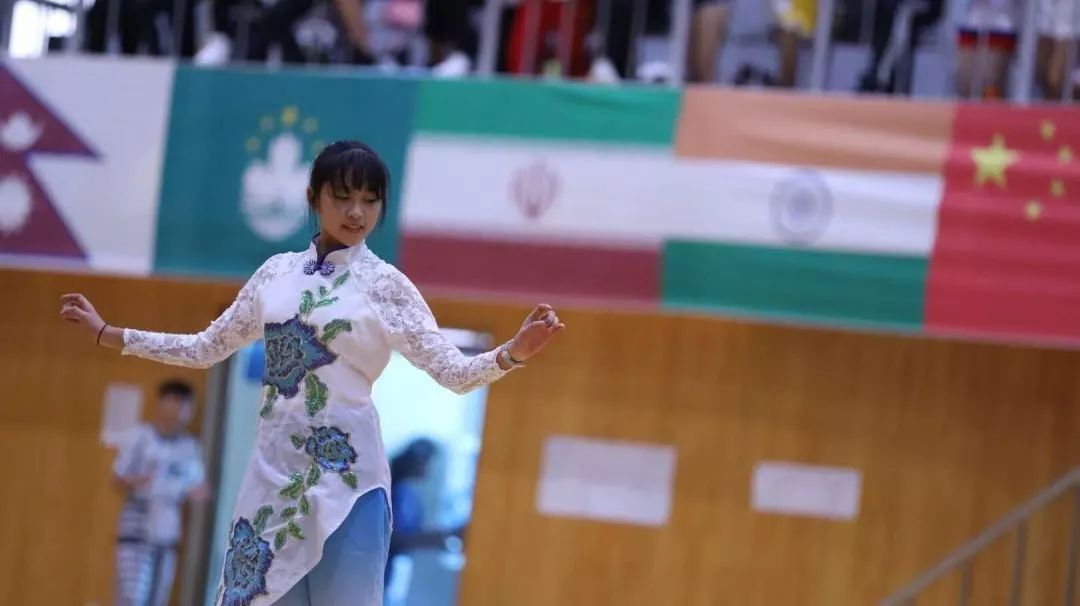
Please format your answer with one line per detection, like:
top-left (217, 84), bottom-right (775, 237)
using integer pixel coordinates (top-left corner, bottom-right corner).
top-left (310, 182), bottom-right (382, 248)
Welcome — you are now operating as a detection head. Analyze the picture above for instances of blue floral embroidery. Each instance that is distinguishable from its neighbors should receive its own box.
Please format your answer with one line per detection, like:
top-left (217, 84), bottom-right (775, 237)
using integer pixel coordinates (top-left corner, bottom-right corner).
top-left (303, 259), bottom-right (336, 276)
top-left (305, 426), bottom-right (358, 472)
top-left (221, 517), bottom-right (273, 606)
top-left (263, 315), bottom-right (336, 398)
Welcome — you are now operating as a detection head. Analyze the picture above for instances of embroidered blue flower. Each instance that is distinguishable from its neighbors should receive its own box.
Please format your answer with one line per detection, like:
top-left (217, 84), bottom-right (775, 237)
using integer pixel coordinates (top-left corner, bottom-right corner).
top-left (303, 259), bottom-right (336, 276)
top-left (263, 315), bottom-right (336, 398)
top-left (305, 426), bottom-right (358, 472)
top-left (221, 517), bottom-right (273, 606)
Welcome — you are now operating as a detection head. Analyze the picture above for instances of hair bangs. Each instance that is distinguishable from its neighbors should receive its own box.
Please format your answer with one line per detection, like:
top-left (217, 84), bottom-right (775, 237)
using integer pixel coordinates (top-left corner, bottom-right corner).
top-left (320, 147), bottom-right (388, 202)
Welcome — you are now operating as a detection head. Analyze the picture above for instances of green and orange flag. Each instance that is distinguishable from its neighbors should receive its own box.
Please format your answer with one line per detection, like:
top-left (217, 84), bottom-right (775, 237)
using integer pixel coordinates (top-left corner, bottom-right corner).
top-left (400, 83), bottom-right (1080, 346)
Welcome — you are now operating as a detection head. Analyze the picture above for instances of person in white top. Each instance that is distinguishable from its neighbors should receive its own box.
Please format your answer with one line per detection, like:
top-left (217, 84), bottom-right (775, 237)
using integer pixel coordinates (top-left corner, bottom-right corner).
top-left (61, 140), bottom-right (565, 606)
top-left (955, 0), bottom-right (1021, 99)
top-left (1037, 0), bottom-right (1080, 99)
top-left (955, 0), bottom-right (1080, 100)
top-left (112, 379), bottom-right (208, 606)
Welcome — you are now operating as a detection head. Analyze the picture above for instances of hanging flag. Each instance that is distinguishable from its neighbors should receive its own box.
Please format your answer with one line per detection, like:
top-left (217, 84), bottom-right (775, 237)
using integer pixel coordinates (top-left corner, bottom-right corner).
top-left (400, 79), bottom-right (679, 305)
top-left (664, 89), bottom-right (953, 329)
top-left (926, 104), bottom-right (1080, 343)
top-left (0, 57), bottom-right (174, 274)
top-left (152, 67), bottom-right (417, 277)
top-left (0, 63), bottom-right (96, 262)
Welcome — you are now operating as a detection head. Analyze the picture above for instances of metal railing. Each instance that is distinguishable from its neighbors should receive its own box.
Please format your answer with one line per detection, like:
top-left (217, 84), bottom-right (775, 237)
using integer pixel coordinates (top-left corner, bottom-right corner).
top-left (476, 0), bottom-right (692, 85)
top-left (881, 467), bottom-right (1080, 606)
top-left (0, 0), bottom-right (1077, 100)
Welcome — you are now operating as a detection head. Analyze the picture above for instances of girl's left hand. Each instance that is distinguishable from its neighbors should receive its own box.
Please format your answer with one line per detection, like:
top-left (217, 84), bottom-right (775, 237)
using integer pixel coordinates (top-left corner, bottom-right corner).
top-left (508, 304), bottom-right (565, 361)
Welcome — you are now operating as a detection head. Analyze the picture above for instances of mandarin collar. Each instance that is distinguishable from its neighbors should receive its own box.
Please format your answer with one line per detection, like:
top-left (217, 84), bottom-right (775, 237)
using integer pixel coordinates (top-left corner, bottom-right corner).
top-left (303, 236), bottom-right (372, 276)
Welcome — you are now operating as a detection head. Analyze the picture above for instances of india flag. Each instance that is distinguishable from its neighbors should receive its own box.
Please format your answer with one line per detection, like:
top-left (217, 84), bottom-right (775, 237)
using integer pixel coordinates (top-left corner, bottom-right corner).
top-left (400, 82), bottom-right (951, 331)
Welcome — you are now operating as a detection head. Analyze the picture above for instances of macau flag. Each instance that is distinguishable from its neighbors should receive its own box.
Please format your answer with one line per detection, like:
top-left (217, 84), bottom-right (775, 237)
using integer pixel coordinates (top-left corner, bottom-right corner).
top-left (153, 67), bottom-right (418, 277)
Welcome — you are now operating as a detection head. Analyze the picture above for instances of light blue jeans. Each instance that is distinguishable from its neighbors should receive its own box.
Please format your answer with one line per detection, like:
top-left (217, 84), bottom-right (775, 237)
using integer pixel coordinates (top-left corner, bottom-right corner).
top-left (275, 488), bottom-right (391, 606)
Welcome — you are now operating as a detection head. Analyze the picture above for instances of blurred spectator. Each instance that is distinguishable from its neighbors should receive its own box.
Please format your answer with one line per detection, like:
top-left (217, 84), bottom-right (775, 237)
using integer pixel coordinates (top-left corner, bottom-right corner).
top-left (196, 0), bottom-right (375, 65)
top-left (424, 0), bottom-right (482, 76)
top-left (384, 438), bottom-right (465, 591)
top-left (595, 0), bottom-right (664, 81)
top-left (856, 0), bottom-right (943, 95)
top-left (507, 0), bottom-right (595, 77)
top-left (598, 0), bottom-right (732, 83)
top-left (771, 0), bottom-right (814, 87)
top-left (688, 0), bottom-right (733, 82)
top-left (1037, 0), bottom-right (1080, 100)
top-left (112, 380), bottom-right (208, 606)
top-left (196, 0), bottom-right (261, 63)
top-left (954, 0), bottom-right (1018, 99)
top-left (83, 0), bottom-right (197, 57)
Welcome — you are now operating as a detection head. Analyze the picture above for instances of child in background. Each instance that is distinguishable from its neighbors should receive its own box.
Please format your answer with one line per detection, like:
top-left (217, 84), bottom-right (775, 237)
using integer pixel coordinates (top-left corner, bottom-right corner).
top-left (113, 379), bottom-right (208, 606)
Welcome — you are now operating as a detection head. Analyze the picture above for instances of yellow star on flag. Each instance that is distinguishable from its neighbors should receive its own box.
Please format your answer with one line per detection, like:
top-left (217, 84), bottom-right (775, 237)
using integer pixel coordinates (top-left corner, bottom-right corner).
top-left (1040, 120), bottom-right (1056, 140)
top-left (1025, 200), bottom-right (1043, 221)
top-left (1050, 179), bottom-right (1065, 198)
top-left (1061, 145), bottom-right (1074, 165)
top-left (281, 106), bottom-right (299, 127)
top-left (972, 134), bottom-right (1019, 188)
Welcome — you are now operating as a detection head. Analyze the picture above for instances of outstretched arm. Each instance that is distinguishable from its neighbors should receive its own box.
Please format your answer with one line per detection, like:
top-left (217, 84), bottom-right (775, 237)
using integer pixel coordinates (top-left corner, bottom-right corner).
top-left (370, 268), bottom-right (564, 394)
top-left (60, 254), bottom-right (287, 369)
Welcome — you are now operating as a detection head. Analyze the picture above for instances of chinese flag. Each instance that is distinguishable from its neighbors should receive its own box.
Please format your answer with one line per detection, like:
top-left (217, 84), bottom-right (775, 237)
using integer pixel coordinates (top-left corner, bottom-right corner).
top-left (926, 104), bottom-right (1080, 344)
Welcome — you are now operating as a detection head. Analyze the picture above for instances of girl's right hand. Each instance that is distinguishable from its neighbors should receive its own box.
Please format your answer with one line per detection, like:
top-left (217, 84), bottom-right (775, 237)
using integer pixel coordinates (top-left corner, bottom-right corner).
top-left (59, 293), bottom-right (107, 340)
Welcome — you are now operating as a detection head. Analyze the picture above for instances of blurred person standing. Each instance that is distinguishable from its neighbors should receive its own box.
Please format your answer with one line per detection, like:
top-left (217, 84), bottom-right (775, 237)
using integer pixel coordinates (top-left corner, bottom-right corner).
top-left (83, 0), bottom-right (197, 57)
top-left (113, 379), bottom-right (208, 606)
top-left (1037, 0), bottom-right (1080, 99)
top-left (954, 0), bottom-right (1019, 99)
top-left (598, 0), bottom-right (733, 83)
top-left (423, 0), bottom-right (482, 76)
top-left (384, 438), bottom-right (465, 593)
top-left (196, 0), bottom-right (376, 64)
top-left (687, 0), bottom-right (733, 83)
top-left (856, 0), bottom-right (943, 95)
top-left (771, 0), bottom-right (815, 87)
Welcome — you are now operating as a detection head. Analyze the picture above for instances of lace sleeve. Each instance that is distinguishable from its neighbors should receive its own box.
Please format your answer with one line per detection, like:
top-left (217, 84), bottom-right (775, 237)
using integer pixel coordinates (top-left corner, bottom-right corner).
top-left (122, 254), bottom-right (289, 369)
top-left (368, 264), bottom-right (511, 395)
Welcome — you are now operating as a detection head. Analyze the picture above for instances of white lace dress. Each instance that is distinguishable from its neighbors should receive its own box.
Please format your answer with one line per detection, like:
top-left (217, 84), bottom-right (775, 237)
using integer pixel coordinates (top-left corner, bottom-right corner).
top-left (122, 240), bottom-right (512, 606)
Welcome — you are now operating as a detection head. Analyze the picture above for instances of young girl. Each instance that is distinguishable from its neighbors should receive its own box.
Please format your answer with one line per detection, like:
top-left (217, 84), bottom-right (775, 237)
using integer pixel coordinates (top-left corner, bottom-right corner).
top-left (60, 140), bottom-right (564, 606)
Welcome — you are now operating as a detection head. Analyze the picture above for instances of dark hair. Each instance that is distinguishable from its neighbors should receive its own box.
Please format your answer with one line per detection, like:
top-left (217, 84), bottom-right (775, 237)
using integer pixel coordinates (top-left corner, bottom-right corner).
top-left (307, 140), bottom-right (390, 225)
top-left (158, 379), bottom-right (194, 404)
top-left (389, 438), bottom-right (437, 481)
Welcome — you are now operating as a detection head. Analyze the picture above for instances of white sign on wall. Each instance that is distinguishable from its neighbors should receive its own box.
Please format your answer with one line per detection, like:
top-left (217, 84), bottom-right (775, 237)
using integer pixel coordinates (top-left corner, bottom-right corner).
top-left (752, 461), bottom-right (862, 520)
top-left (100, 383), bottom-right (143, 447)
top-left (536, 434), bottom-right (677, 527)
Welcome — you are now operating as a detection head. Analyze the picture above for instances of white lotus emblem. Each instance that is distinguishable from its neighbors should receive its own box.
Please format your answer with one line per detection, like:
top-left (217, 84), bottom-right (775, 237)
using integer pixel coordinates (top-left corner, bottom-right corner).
top-left (242, 133), bottom-right (310, 241)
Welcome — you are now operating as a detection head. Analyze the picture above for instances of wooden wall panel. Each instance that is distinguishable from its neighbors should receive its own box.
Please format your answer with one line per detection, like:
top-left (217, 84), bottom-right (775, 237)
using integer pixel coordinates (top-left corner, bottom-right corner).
top-left (426, 301), bottom-right (1080, 606)
top-left (0, 268), bottom-right (238, 606)
top-left (2, 265), bottom-right (1079, 605)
